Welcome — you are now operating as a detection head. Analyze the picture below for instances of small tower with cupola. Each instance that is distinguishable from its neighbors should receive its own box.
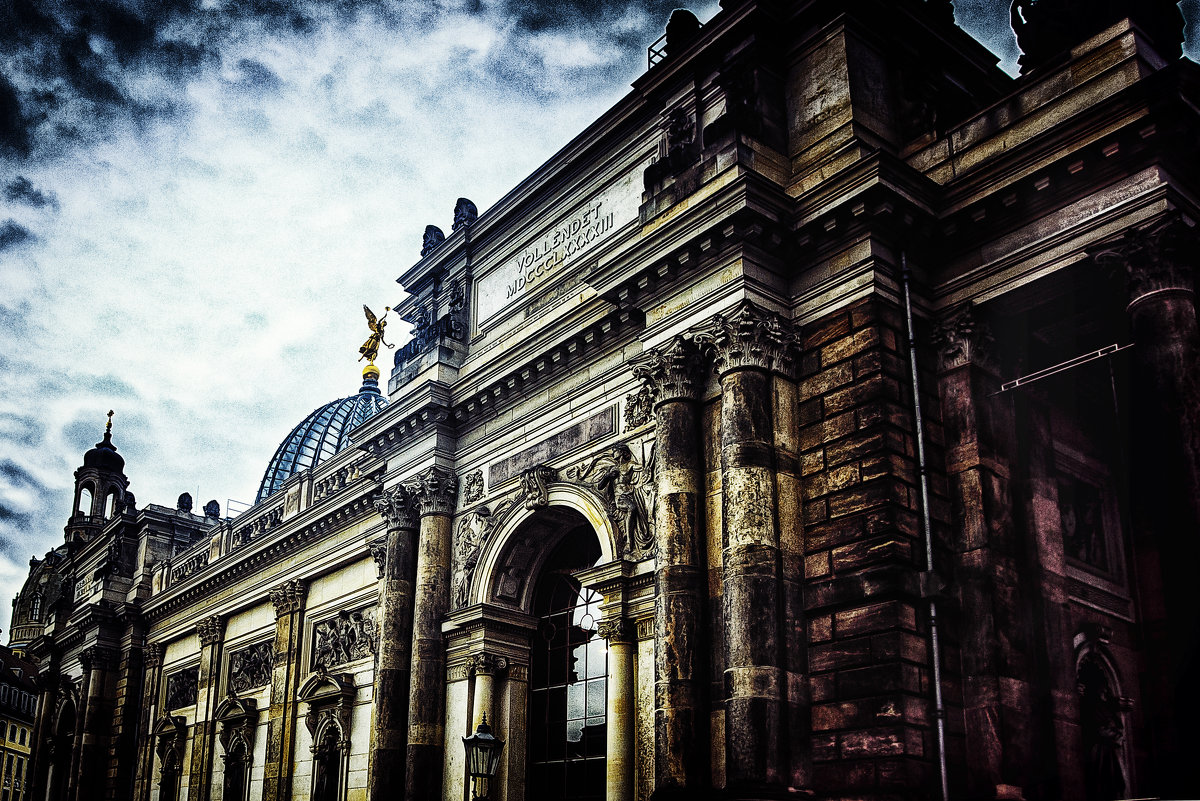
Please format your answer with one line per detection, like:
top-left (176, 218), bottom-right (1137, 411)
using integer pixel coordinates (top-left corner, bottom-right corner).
top-left (66, 410), bottom-right (129, 544)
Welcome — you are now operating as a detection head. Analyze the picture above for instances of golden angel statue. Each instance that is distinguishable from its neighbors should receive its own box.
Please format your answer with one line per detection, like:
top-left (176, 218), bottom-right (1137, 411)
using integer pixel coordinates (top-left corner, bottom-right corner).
top-left (359, 305), bottom-right (394, 363)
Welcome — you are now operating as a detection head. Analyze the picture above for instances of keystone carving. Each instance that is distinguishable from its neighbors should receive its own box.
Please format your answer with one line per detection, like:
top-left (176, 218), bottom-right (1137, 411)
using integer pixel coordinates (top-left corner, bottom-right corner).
top-left (689, 301), bottom-right (797, 377)
top-left (630, 335), bottom-right (705, 407)
top-left (269, 579), bottom-right (307, 618)
top-left (374, 484), bottom-right (419, 531)
top-left (521, 465), bottom-right (559, 510)
top-left (931, 303), bottom-right (998, 373)
top-left (1094, 213), bottom-right (1198, 305)
top-left (402, 465), bottom-right (458, 517)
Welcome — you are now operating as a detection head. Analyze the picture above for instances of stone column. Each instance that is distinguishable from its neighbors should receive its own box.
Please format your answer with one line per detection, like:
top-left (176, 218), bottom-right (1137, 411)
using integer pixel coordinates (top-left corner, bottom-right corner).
top-left (933, 305), bottom-right (1048, 799)
top-left (468, 653), bottom-right (506, 731)
top-left (262, 579), bottom-right (307, 801)
top-left (630, 336), bottom-right (709, 797)
top-left (29, 665), bottom-right (58, 801)
top-left (403, 465), bottom-right (458, 801)
top-left (692, 301), bottom-right (793, 794)
top-left (1097, 214), bottom-right (1200, 792)
top-left (368, 484), bottom-right (420, 801)
top-left (188, 616), bottom-right (225, 801)
top-left (597, 619), bottom-right (635, 801)
top-left (75, 645), bottom-right (117, 801)
top-left (135, 643), bottom-right (165, 801)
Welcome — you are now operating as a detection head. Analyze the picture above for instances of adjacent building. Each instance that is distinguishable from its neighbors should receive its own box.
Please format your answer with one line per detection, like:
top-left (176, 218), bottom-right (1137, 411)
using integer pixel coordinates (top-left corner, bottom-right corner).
top-left (9, 1), bottom-right (1200, 799)
top-left (0, 647), bottom-right (38, 801)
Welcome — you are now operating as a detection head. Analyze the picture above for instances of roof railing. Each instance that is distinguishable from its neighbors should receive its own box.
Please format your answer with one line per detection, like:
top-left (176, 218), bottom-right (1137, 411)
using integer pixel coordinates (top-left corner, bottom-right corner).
top-left (647, 32), bottom-right (668, 68)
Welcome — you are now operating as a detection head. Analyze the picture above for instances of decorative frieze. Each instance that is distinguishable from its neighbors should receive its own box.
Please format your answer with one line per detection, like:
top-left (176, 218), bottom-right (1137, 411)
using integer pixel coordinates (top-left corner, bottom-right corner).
top-left (374, 484), bottom-right (419, 531)
top-left (403, 465), bottom-right (458, 517)
top-left (197, 615), bottom-right (224, 647)
top-left (269, 579), bottom-right (307, 618)
top-left (931, 303), bottom-right (997, 373)
top-left (689, 301), bottom-right (796, 377)
top-left (630, 336), bottom-right (705, 406)
top-left (228, 641), bottom-right (274, 694)
top-left (312, 608), bottom-right (378, 670)
top-left (165, 667), bottom-right (199, 710)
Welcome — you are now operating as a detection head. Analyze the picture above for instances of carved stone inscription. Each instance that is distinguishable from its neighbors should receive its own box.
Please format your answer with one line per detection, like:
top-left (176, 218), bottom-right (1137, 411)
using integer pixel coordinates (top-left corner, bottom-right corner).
top-left (165, 667), bottom-right (199, 710)
top-left (312, 608), bottom-right (377, 670)
top-left (475, 167), bottom-right (643, 324)
top-left (489, 406), bottom-right (614, 486)
top-left (228, 641), bottom-right (274, 694)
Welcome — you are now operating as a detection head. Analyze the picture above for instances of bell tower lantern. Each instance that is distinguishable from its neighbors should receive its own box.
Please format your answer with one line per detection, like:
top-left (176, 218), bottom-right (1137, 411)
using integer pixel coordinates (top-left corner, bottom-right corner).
top-left (67, 410), bottom-right (130, 543)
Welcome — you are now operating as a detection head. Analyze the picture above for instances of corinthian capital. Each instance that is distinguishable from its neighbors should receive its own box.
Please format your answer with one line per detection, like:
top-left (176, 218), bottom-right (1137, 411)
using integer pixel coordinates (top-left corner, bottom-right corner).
top-left (197, 615), bottom-right (225, 647)
top-left (374, 483), bottom-right (419, 531)
top-left (1094, 213), bottom-right (1198, 306)
top-left (401, 465), bottom-right (458, 517)
top-left (269, 579), bottom-right (307, 618)
top-left (144, 641), bottom-right (164, 669)
top-left (630, 336), bottom-right (704, 406)
top-left (689, 301), bottom-right (796, 377)
top-left (931, 303), bottom-right (997, 374)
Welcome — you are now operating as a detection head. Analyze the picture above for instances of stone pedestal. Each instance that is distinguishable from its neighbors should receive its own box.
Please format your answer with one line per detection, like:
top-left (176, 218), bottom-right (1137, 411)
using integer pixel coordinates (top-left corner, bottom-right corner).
top-left (368, 485), bottom-right (419, 801)
top-left (402, 466), bottom-right (457, 801)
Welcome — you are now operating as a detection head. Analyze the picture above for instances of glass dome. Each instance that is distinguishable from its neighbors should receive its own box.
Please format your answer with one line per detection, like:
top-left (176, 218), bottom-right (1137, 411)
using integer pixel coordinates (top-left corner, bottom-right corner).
top-left (255, 371), bottom-right (388, 503)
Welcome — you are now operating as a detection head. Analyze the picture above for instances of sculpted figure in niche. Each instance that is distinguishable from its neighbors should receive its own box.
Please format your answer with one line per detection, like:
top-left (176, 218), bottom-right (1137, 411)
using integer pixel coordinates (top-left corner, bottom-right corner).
top-left (453, 507), bottom-right (496, 608)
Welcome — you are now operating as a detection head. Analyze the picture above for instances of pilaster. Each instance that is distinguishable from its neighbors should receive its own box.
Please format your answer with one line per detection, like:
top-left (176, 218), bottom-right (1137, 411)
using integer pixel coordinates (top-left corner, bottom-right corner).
top-left (263, 579), bottom-right (308, 801)
top-left (188, 615), bottom-right (225, 801)
top-left (135, 643), bottom-right (165, 801)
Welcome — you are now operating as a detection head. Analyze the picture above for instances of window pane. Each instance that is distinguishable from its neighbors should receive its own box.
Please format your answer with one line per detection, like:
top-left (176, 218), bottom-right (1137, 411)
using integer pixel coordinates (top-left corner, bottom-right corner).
top-left (587, 679), bottom-right (606, 717)
top-left (567, 682), bottom-right (585, 721)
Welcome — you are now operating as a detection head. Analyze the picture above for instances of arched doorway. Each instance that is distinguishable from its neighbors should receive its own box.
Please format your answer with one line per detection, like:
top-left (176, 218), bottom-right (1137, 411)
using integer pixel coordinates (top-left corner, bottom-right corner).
top-left (46, 699), bottom-right (75, 801)
top-left (526, 524), bottom-right (608, 801)
top-left (1077, 650), bottom-right (1129, 800)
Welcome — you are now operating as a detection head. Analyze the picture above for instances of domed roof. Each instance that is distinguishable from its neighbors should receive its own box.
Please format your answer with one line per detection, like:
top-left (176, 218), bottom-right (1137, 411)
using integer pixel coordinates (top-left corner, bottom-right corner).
top-left (84, 416), bottom-right (125, 473)
top-left (255, 369), bottom-right (388, 503)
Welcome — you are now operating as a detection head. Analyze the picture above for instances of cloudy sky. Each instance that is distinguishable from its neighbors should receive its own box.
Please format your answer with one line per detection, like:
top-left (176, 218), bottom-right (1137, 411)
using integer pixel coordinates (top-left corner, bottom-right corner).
top-left (0, 0), bottom-right (1196, 628)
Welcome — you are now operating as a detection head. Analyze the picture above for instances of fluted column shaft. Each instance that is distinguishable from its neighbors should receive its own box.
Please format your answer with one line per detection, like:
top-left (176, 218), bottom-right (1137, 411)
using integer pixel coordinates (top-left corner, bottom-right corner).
top-left (403, 466), bottom-right (457, 801)
top-left (632, 337), bottom-right (708, 797)
top-left (369, 487), bottom-right (419, 801)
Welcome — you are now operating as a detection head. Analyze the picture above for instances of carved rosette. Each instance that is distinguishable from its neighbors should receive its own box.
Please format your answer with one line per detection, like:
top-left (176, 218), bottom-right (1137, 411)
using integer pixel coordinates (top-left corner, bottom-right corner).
top-left (197, 615), bottom-right (224, 648)
top-left (1094, 213), bottom-right (1198, 306)
top-left (403, 465), bottom-right (458, 517)
top-left (689, 301), bottom-right (797, 377)
top-left (931, 303), bottom-right (998, 374)
top-left (468, 653), bottom-right (509, 677)
top-left (269, 579), bottom-right (307, 618)
top-left (596, 618), bottom-right (635, 644)
top-left (374, 483), bottom-right (419, 531)
top-left (367, 535), bottom-right (388, 579)
top-left (630, 335), bottom-right (705, 408)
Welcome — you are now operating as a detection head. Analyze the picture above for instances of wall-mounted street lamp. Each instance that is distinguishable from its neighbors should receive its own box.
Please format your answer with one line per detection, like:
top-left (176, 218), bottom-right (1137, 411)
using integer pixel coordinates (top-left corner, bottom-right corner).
top-left (462, 715), bottom-right (505, 800)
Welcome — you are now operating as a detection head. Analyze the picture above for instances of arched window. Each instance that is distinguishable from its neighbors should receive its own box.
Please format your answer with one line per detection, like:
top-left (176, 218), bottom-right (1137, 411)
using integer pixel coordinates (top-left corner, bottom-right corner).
top-left (103, 491), bottom-right (117, 518)
top-left (30, 594), bottom-right (42, 622)
top-left (312, 722), bottom-right (342, 801)
top-left (77, 485), bottom-right (93, 516)
top-left (527, 527), bottom-right (606, 801)
top-left (223, 737), bottom-right (249, 801)
top-left (1077, 649), bottom-right (1129, 800)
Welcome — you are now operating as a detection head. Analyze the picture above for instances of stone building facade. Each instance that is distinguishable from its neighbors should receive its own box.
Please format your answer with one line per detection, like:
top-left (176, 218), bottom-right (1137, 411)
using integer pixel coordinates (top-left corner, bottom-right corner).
top-left (8, 0), bottom-right (1200, 799)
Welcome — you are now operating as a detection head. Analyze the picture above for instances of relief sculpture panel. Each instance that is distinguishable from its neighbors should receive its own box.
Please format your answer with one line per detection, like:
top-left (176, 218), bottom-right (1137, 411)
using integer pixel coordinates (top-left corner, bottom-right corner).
top-left (165, 667), bottom-right (199, 710)
top-left (228, 640), bottom-right (274, 694)
top-left (312, 608), bottom-right (377, 669)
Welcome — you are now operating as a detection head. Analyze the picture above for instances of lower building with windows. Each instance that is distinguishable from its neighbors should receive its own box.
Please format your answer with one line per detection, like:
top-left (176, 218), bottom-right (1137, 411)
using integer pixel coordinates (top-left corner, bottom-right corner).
top-left (8, 1), bottom-right (1200, 800)
top-left (0, 647), bottom-right (38, 801)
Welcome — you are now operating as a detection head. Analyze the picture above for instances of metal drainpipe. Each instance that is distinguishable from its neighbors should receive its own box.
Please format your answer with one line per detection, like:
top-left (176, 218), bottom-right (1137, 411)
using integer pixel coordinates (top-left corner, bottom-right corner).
top-left (901, 252), bottom-right (950, 801)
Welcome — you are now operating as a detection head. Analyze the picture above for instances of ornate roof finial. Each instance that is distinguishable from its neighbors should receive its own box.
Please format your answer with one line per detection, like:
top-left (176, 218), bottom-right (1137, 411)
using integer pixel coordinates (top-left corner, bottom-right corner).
top-left (359, 305), bottom-right (393, 366)
top-left (105, 409), bottom-right (114, 436)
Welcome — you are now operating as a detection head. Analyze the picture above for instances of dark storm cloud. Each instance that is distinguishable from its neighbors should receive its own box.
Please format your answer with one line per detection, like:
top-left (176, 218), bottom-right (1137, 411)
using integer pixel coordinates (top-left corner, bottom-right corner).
top-left (235, 58), bottom-right (283, 92)
top-left (0, 220), bottom-right (35, 250)
top-left (0, 458), bottom-right (48, 559)
top-left (3, 176), bottom-right (59, 209)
